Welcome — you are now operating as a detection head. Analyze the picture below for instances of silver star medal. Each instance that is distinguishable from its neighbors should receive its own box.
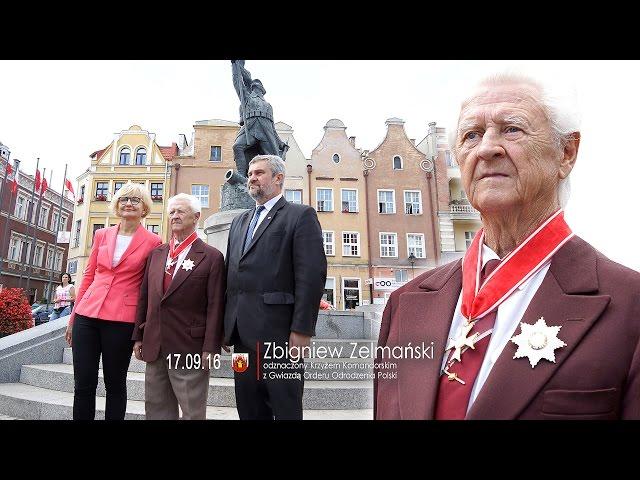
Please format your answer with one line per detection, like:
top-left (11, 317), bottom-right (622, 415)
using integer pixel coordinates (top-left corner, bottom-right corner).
top-left (510, 317), bottom-right (566, 368)
top-left (181, 258), bottom-right (195, 271)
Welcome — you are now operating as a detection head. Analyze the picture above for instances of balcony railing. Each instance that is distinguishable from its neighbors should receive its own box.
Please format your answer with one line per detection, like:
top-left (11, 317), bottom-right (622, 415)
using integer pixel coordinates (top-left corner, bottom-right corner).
top-left (450, 203), bottom-right (479, 215)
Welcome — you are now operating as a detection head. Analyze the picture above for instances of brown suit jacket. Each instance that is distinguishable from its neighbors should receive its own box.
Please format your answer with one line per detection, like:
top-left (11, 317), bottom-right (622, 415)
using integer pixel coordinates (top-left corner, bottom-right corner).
top-left (132, 238), bottom-right (226, 366)
top-left (374, 236), bottom-right (640, 420)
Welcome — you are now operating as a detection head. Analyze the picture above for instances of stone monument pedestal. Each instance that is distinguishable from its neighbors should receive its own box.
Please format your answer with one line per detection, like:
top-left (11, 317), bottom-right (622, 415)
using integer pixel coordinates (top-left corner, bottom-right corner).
top-left (204, 208), bottom-right (249, 258)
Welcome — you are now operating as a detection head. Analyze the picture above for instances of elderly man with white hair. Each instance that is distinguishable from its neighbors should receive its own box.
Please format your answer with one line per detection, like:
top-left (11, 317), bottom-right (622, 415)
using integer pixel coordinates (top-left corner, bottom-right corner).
top-left (133, 193), bottom-right (226, 420)
top-left (374, 73), bottom-right (640, 420)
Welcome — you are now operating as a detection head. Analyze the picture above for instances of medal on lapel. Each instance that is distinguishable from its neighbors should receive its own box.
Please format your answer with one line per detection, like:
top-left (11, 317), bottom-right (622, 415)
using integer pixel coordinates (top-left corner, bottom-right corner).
top-left (442, 210), bottom-right (574, 382)
top-left (165, 231), bottom-right (198, 275)
top-left (181, 258), bottom-right (195, 271)
top-left (510, 317), bottom-right (566, 368)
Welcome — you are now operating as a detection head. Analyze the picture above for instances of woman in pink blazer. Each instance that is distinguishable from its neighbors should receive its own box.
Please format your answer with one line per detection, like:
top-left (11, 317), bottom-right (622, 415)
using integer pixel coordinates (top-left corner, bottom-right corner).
top-left (66, 182), bottom-right (161, 420)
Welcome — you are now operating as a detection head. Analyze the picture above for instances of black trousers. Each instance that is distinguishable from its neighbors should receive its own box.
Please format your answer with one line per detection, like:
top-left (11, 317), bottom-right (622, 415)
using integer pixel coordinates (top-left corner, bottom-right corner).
top-left (71, 314), bottom-right (135, 420)
top-left (232, 333), bottom-right (305, 420)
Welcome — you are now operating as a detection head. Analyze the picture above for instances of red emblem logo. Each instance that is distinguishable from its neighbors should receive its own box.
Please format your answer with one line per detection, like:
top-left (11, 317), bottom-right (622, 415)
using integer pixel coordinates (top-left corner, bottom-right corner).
top-left (232, 353), bottom-right (249, 373)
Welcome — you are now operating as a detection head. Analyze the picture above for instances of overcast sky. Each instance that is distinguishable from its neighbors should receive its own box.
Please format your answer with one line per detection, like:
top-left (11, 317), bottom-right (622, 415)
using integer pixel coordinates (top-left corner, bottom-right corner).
top-left (0, 60), bottom-right (638, 271)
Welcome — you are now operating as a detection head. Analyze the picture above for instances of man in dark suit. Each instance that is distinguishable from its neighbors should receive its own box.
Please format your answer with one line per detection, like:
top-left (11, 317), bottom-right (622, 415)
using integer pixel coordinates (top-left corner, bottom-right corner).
top-left (224, 154), bottom-right (327, 420)
top-left (133, 193), bottom-right (226, 420)
top-left (374, 73), bottom-right (640, 420)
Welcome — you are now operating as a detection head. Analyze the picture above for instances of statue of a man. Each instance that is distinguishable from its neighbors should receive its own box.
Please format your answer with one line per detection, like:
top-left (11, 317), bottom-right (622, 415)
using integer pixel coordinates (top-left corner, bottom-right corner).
top-left (231, 60), bottom-right (289, 178)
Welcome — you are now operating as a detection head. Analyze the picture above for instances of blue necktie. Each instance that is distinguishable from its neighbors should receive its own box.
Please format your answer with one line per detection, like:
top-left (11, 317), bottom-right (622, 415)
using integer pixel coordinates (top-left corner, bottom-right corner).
top-left (243, 205), bottom-right (265, 253)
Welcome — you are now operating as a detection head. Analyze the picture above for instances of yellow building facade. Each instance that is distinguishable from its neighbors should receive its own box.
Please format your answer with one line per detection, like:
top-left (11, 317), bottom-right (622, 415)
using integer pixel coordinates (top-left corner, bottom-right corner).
top-left (67, 125), bottom-right (175, 285)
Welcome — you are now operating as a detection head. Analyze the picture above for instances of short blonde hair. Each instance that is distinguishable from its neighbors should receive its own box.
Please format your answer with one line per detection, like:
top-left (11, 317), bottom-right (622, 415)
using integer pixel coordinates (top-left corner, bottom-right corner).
top-left (111, 181), bottom-right (153, 218)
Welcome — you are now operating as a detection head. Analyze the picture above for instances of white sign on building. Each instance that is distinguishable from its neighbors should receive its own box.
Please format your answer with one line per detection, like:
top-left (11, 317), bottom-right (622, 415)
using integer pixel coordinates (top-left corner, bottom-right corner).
top-left (57, 231), bottom-right (71, 244)
top-left (373, 277), bottom-right (406, 291)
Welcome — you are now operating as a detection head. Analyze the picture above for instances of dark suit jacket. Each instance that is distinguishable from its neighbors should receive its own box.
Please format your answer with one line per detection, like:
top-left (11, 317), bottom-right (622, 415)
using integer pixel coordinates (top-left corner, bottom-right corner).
top-left (224, 196), bottom-right (327, 350)
top-left (374, 236), bottom-right (640, 420)
top-left (132, 238), bottom-right (226, 365)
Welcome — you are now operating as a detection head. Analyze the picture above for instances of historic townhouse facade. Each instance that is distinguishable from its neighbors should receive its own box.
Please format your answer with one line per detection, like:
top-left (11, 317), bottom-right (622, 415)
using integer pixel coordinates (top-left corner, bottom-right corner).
top-left (67, 125), bottom-right (176, 286)
top-left (309, 119), bottom-right (370, 310)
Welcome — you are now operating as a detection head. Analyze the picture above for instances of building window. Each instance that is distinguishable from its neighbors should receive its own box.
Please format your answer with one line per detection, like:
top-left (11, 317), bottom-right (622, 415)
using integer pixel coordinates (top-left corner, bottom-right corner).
top-left (151, 183), bottom-right (163, 201)
top-left (322, 231), bottom-right (334, 256)
top-left (54, 250), bottom-right (63, 272)
top-left (8, 236), bottom-right (21, 261)
top-left (380, 232), bottom-right (398, 258)
top-left (316, 188), bottom-right (333, 212)
top-left (68, 259), bottom-right (78, 274)
top-left (146, 224), bottom-right (160, 235)
top-left (465, 231), bottom-right (475, 249)
top-left (210, 146), bottom-right (222, 162)
top-left (393, 155), bottom-right (403, 170)
top-left (395, 269), bottom-right (408, 283)
top-left (341, 189), bottom-right (358, 213)
top-left (60, 215), bottom-right (68, 231)
top-left (79, 185), bottom-right (85, 202)
top-left (404, 190), bottom-right (422, 215)
top-left (34, 244), bottom-right (44, 267)
top-left (342, 278), bottom-right (361, 310)
top-left (342, 231), bottom-right (360, 257)
top-left (114, 181), bottom-right (125, 193)
top-left (92, 224), bottom-right (104, 245)
top-left (95, 182), bottom-right (108, 200)
top-left (378, 190), bottom-right (395, 214)
top-left (45, 247), bottom-right (54, 270)
top-left (119, 148), bottom-right (131, 165)
top-left (38, 206), bottom-right (49, 227)
top-left (407, 233), bottom-right (425, 258)
top-left (51, 212), bottom-right (59, 231)
top-left (460, 188), bottom-right (468, 201)
top-left (445, 151), bottom-right (456, 167)
top-left (73, 220), bottom-right (81, 248)
top-left (191, 184), bottom-right (209, 208)
top-left (285, 189), bottom-right (302, 204)
top-left (15, 196), bottom-right (27, 220)
top-left (332, 153), bottom-right (340, 164)
top-left (323, 277), bottom-right (335, 307)
top-left (135, 147), bottom-right (146, 165)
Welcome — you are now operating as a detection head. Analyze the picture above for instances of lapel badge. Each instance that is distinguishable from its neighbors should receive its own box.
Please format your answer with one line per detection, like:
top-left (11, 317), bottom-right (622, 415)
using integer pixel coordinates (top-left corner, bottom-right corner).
top-left (181, 258), bottom-right (195, 271)
top-left (510, 317), bottom-right (566, 368)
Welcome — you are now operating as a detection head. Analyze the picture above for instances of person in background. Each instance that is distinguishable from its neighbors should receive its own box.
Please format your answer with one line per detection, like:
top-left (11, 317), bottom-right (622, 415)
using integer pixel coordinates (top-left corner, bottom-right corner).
top-left (49, 272), bottom-right (75, 320)
top-left (66, 181), bottom-right (161, 420)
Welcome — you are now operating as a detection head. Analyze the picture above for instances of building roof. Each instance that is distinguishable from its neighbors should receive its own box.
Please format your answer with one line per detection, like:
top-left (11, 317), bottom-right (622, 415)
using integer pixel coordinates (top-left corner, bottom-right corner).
top-left (194, 119), bottom-right (240, 127)
top-left (324, 119), bottom-right (346, 129)
top-left (159, 143), bottom-right (178, 160)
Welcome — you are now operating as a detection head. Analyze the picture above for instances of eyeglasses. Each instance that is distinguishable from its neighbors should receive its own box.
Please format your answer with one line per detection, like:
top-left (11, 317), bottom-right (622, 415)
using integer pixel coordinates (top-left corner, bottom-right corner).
top-left (118, 196), bottom-right (142, 205)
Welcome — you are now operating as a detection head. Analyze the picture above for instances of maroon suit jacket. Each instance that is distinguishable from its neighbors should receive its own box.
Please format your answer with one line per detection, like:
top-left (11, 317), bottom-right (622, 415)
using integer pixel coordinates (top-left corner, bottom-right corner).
top-left (132, 238), bottom-right (226, 366)
top-left (374, 236), bottom-right (640, 420)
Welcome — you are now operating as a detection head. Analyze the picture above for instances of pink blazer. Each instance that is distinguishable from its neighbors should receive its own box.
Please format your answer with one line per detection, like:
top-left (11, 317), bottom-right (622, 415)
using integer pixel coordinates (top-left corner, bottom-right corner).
top-left (70, 224), bottom-right (162, 325)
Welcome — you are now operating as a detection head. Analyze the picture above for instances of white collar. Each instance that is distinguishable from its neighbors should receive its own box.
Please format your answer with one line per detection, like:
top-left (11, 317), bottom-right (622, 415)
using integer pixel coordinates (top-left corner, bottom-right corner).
top-left (256, 193), bottom-right (283, 213)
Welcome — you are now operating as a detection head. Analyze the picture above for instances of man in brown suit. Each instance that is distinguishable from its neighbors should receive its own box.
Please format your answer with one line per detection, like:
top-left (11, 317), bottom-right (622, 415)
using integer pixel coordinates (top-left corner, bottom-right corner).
top-left (133, 193), bottom-right (225, 420)
top-left (374, 73), bottom-right (640, 420)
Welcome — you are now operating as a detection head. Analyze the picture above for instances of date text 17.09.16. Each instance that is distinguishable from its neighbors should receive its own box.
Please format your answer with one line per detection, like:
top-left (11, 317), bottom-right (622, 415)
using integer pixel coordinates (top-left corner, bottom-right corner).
top-left (166, 353), bottom-right (221, 370)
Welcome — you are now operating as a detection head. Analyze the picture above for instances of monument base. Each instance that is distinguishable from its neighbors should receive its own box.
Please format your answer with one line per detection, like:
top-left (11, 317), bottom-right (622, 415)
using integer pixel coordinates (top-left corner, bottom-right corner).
top-left (204, 208), bottom-right (249, 258)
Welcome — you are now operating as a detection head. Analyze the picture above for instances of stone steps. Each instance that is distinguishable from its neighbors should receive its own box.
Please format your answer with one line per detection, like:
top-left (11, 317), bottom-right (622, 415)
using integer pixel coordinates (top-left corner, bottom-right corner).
top-left (0, 383), bottom-right (372, 420)
top-left (20, 363), bottom-right (373, 410)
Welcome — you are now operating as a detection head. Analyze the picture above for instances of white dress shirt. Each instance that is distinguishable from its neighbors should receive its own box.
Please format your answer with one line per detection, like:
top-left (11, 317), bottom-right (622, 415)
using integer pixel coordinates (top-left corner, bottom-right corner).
top-left (112, 235), bottom-right (133, 267)
top-left (166, 238), bottom-right (195, 278)
top-left (441, 243), bottom-right (551, 412)
top-left (250, 193), bottom-right (283, 238)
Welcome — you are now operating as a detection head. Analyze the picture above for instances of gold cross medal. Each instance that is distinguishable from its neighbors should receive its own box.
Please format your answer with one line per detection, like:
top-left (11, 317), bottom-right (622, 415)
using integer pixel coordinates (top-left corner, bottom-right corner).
top-left (181, 258), bottom-right (195, 271)
top-left (510, 317), bottom-right (566, 368)
top-left (446, 319), bottom-right (480, 363)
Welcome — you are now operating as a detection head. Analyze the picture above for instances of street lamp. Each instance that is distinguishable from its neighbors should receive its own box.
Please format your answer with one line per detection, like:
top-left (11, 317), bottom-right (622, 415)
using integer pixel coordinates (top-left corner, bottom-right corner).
top-left (408, 253), bottom-right (416, 279)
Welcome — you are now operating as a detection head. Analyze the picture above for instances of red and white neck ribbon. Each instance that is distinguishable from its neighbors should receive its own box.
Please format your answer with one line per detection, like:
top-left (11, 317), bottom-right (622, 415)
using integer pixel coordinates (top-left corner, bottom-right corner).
top-left (461, 209), bottom-right (573, 321)
top-left (166, 231), bottom-right (199, 271)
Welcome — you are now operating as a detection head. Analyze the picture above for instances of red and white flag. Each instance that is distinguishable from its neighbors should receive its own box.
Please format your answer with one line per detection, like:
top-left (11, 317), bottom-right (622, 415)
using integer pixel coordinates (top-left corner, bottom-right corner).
top-left (40, 177), bottom-right (48, 195)
top-left (64, 178), bottom-right (75, 199)
top-left (35, 169), bottom-right (42, 192)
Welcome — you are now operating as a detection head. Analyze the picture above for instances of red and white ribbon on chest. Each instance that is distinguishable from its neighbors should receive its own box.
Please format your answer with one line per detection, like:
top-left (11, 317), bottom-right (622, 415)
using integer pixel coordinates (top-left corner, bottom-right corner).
top-left (461, 209), bottom-right (574, 322)
top-left (165, 231), bottom-right (198, 273)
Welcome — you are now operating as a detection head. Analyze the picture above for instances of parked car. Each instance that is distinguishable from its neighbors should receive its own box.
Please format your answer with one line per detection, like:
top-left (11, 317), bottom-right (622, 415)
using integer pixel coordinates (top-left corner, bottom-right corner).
top-left (32, 304), bottom-right (55, 326)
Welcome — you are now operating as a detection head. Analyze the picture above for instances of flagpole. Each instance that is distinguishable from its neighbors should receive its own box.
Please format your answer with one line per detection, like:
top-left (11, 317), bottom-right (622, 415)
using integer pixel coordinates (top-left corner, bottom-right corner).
top-left (18, 158), bottom-right (40, 289)
top-left (0, 159), bottom-right (21, 281)
top-left (0, 154), bottom-right (12, 254)
top-left (25, 167), bottom-right (46, 295)
top-left (45, 164), bottom-right (67, 309)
